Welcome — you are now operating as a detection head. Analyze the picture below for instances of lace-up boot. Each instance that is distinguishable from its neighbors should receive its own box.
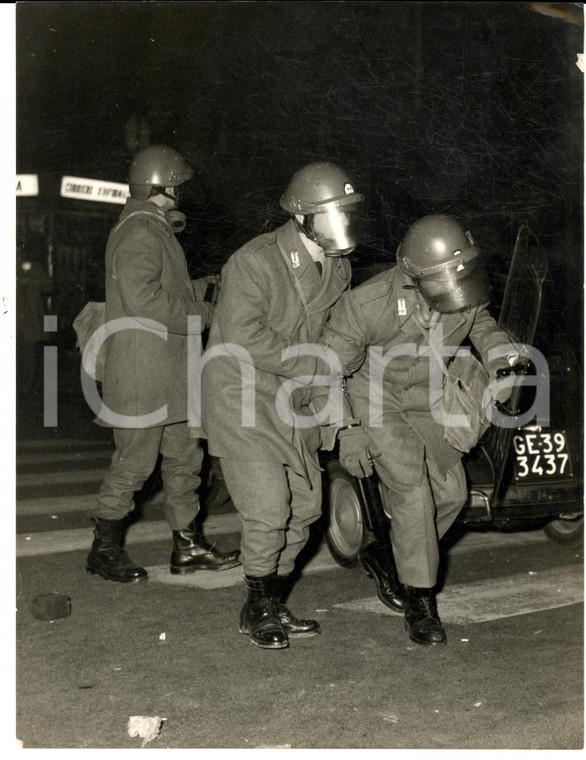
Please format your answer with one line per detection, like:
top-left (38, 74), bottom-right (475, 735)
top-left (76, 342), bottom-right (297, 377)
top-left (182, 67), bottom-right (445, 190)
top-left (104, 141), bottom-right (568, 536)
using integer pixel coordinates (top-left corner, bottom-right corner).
top-left (170, 522), bottom-right (241, 574)
top-left (404, 586), bottom-right (447, 645)
top-left (85, 516), bottom-right (148, 583)
top-left (276, 576), bottom-right (321, 637)
top-left (360, 541), bottom-right (409, 613)
top-left (238, 572), bottom-right (289, 649)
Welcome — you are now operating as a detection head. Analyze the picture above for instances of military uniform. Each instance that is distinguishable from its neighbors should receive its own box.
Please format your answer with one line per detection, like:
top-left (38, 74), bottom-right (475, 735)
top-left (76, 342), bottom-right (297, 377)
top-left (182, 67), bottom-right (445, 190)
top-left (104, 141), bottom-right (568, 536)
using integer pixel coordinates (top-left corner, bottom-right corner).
top-left (201, 219), bottom-right (351, 576)
top-left (94, 197), bottom-right (212, 530)
top-left (320, 265), bottom-right (512, 587)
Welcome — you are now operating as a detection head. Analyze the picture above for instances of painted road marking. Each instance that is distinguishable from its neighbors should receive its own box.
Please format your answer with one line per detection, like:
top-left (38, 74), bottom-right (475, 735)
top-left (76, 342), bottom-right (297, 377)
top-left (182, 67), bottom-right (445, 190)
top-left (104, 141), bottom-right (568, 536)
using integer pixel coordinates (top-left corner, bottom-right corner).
top-left (16, 512), bottom-right (549, 559)
top-left (17, 450), bottom-right (114, 466)
top-left (16, 491), bottom-right (164, 516)
top-left (17, 439), bottom-right (113, 451)
top-left (144, 531), bottom-right (554, 590)
top-left (333, 565), bottom-right (584, 624)
top-left (146, 541), bottom-right (337, 589)
top-left (16, 513), bottom-right (240, 557)
top-left (17, 469), bottom-right (109, 487)
top-left (16, 438), bottom-right (114, 452)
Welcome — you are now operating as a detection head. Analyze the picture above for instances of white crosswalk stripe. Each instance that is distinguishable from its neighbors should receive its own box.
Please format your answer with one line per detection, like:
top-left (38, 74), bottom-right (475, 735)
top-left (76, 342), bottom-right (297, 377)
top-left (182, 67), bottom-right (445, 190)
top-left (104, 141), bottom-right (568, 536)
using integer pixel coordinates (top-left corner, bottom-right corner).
top-left (18, 469), bottom-right (111, 487)
top-left (17, 450), bottom-right (113, 466)
top-left (16, 439), bottom-right (583, 627)
top-left (334, 565), bottom-right (584, 625)
top-left (16, 438), bottom-right (238, 557)
top-left (17, 513), bottom-right (240, 557)
top-left (17, 439), bottom-right (113, 451)
top-left (17, 491), bottom-right (164, 516)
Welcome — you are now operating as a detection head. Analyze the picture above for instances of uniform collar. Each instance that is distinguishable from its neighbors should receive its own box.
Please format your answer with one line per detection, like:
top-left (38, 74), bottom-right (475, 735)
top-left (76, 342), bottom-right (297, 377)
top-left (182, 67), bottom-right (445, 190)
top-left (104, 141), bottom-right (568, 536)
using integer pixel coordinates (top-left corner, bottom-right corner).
top-left (277, 219), bottom-right (329, 290)
top-left (119, 197), bottom-right (167, 221)
top-left (276, 219), bottom-right (349, 309)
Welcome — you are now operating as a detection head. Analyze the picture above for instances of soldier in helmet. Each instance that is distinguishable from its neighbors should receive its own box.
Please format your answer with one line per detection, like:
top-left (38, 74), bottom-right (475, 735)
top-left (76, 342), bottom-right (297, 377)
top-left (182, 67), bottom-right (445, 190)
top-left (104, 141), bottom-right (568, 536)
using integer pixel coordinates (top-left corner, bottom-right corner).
top-left (318, 215), bottom-right (517, 646)
top-left (86, 145), bottom-right (240, 583)
top-left (201, 162), bottom-right (365, 649)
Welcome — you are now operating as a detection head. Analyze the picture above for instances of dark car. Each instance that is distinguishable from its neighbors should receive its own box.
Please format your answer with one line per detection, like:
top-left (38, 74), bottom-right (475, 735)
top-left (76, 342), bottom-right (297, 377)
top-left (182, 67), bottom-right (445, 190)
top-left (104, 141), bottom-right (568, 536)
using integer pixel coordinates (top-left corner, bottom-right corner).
top-left (322, 224), bottom-right (583, 571)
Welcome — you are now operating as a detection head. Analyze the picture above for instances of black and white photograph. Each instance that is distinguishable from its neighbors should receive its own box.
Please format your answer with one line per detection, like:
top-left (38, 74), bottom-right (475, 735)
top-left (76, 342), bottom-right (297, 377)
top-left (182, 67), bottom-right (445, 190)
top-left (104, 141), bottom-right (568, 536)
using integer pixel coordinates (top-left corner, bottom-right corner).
top-left (13, 1), bottom-right (584, 750)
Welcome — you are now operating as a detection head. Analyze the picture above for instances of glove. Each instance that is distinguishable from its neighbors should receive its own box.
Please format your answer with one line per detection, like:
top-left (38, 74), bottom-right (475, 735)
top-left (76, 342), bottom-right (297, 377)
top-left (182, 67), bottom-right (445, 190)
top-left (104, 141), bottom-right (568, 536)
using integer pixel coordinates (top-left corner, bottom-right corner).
top-left (338, 426), bottom-right (382, 479)
top-left (487, 355), bottom-right (519, 404)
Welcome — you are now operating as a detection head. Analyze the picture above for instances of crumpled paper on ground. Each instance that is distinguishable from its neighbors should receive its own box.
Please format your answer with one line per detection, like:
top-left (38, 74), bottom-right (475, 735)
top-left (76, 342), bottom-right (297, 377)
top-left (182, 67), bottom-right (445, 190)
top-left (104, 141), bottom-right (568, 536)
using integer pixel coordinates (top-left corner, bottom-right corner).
top-left (127, 715), bottom-right (163, 746)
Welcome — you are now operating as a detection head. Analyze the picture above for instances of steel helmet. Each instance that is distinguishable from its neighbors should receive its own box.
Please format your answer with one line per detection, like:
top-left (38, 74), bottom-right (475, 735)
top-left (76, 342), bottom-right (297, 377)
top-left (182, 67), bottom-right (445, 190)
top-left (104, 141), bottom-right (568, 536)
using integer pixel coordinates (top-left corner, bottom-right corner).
top-left (128, 145), bottom-right (194, 200)
top-left (397, 214), bottom-right (490, 313)
top-left (280, 162), bottom-right (364, 214)
top-left (279, 162), bottom-right (365, 256)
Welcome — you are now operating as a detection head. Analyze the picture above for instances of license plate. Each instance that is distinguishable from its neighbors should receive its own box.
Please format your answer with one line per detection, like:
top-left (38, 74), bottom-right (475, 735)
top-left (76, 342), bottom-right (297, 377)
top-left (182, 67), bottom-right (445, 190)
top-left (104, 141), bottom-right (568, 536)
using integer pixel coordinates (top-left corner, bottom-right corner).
top-left (511, 430), bottom-right (573, 480)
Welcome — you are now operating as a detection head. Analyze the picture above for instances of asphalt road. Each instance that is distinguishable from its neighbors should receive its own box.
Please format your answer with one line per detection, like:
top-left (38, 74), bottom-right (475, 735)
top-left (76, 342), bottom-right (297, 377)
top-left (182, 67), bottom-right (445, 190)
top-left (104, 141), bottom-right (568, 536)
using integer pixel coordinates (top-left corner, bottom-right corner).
top-left (14, 429), bottom-right (584, 750)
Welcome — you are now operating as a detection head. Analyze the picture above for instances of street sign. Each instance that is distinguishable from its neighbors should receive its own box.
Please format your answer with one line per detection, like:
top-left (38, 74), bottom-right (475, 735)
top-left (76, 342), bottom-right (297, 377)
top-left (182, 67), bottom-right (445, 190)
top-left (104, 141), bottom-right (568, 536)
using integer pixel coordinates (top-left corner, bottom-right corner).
top-left (60, 176), bottom-right (129, 204)
top-left (16, 175), bottom-right (39, 196)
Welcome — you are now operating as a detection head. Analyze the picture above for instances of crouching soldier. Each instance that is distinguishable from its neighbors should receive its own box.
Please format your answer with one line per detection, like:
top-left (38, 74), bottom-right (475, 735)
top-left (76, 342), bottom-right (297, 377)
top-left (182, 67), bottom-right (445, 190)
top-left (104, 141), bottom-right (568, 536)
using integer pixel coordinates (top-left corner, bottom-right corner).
top-left (319, 215), bottom-right (516, 645)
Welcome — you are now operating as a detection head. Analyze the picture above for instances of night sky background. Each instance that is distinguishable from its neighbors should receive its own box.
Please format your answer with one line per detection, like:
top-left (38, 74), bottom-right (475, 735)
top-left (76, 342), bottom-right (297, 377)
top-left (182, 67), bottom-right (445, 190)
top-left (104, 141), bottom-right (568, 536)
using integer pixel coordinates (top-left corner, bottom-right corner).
top-left (16, 1), bottom-right (584, 334)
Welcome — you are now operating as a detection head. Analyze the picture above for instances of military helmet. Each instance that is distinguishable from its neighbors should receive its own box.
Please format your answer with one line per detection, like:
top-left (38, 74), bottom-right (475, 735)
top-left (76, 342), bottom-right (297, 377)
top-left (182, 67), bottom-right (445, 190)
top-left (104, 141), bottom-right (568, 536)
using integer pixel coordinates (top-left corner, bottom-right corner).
top-left (128, 145), bottom-right (194, 200)
top-left (397, 214), bottom-right (490, 313)
top-left (279, 162), bottom-right (364, 215)
top-left (280, 162), bottom-right (365, 256)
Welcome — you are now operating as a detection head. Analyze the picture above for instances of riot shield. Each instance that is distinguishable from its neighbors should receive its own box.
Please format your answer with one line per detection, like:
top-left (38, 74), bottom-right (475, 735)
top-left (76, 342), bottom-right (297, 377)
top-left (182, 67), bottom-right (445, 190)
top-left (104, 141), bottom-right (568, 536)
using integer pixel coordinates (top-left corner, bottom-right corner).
top-left (481, 224), bottom-right (548, 497)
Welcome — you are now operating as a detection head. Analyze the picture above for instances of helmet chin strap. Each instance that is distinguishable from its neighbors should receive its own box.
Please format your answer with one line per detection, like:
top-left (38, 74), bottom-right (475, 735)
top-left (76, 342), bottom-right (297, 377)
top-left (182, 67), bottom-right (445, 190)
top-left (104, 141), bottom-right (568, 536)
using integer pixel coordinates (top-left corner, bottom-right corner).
top-left (151, 186), bottom-right (179, 203)
top-left (293, 215), bottom-right (313, 241)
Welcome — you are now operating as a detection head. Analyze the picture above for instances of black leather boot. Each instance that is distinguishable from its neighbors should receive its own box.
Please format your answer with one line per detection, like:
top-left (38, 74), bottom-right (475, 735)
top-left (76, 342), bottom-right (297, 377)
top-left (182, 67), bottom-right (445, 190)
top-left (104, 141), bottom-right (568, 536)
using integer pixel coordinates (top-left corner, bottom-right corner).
top-left (360, 541), bottom-right (409, 614)
top-left (85, 516), bottom-right (148, 583)
top-left (238, 573), bottom-right (289, 649)
top-left (404, 586), bottom-right (447, 646)
top-left (276, 576), bottom-right (321, 638)
top-left (169, 522), bottom-right (241, 575)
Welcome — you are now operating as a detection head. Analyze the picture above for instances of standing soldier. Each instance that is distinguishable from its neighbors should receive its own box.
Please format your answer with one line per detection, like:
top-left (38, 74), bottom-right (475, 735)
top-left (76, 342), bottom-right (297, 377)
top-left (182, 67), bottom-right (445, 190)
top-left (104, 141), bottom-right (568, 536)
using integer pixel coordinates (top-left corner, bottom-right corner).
top-left (201, 162), bottom-right (365, 649)
top-left (86, 145), bottom-right (240, 583)
top-left (320, 215), bottom-right (516, 646)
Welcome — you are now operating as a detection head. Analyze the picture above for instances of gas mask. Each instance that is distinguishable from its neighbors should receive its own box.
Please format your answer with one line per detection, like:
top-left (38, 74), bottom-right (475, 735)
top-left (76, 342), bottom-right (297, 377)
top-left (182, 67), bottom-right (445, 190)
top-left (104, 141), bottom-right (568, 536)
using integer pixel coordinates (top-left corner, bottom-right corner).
top-left (152, 185), bottom-right (187, 233)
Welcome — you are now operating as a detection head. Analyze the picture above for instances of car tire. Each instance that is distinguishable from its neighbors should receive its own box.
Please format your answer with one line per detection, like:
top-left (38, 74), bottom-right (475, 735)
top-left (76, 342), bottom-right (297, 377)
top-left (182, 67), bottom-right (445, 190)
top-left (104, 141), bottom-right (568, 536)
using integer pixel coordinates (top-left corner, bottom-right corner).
top-left (543, 513), bottom-right (584, 546)
top-left (324, 460), bottom-right (370, 568)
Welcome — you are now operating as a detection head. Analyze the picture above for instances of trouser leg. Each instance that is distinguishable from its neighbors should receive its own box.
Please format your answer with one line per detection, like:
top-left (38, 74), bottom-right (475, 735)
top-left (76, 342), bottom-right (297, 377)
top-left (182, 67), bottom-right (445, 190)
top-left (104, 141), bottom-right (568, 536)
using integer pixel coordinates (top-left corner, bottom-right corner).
top-left (428, 457), bottom-right (467, 540)
top-left (276, 463), bottom-right (322, 577)
top-left (94, 427), bottom-right (163, 520)
top-left (375, 454), bottom-right (467, 588)
top-left (375, 465), bottom-right (438, 588)
top-left (219, 459), bottom-right (291, 577)
top-left (219, 459), bottom-right (321, 577)
top-left (159, 422), bottom-right (205, 530)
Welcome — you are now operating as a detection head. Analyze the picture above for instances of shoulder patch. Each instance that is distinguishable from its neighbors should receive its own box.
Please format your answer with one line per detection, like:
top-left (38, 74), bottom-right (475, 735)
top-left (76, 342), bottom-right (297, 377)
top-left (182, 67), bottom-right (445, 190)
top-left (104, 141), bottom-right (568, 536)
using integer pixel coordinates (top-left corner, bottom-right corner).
top-left (237, 231), bottom-right (278, 260)
top-left (353, 280), bottom-right (391, 305)
top-left (115, 211), bottom-right (172, 239)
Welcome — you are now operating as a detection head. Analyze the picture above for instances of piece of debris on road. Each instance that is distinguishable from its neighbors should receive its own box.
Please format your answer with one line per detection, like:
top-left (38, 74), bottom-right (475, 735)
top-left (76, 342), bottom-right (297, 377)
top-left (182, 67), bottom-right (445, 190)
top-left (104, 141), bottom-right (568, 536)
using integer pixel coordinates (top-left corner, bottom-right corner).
top-left (127, 715), bottom-right (163, 746)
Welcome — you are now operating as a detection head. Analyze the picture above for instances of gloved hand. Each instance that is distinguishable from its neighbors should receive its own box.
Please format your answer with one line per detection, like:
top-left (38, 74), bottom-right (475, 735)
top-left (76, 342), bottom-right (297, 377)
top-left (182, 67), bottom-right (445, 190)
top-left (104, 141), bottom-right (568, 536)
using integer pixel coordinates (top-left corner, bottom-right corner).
top-left (338, 426), bottom-right (381, 478)
top-left (486, 355), bottom-right (519, 404)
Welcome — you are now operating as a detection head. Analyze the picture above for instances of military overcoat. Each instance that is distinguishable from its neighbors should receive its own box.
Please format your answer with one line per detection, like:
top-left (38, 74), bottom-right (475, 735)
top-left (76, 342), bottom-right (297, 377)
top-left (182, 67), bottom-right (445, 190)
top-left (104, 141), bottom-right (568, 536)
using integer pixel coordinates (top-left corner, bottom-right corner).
top-left (201, 219), bottom-right (351, 478)
top-left (98, 197), bottom-right (210, 428)
top-left (320, 265), bottom-right (513, 482)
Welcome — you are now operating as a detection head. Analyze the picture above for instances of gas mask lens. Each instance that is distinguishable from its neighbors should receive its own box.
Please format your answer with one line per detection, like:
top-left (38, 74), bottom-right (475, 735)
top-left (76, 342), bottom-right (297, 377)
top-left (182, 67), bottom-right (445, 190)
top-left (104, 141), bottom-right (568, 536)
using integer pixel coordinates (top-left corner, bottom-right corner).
top-left (416, 260), bottom-right (490, 313)
top-left (311, 204), bottom-right (362, 256)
